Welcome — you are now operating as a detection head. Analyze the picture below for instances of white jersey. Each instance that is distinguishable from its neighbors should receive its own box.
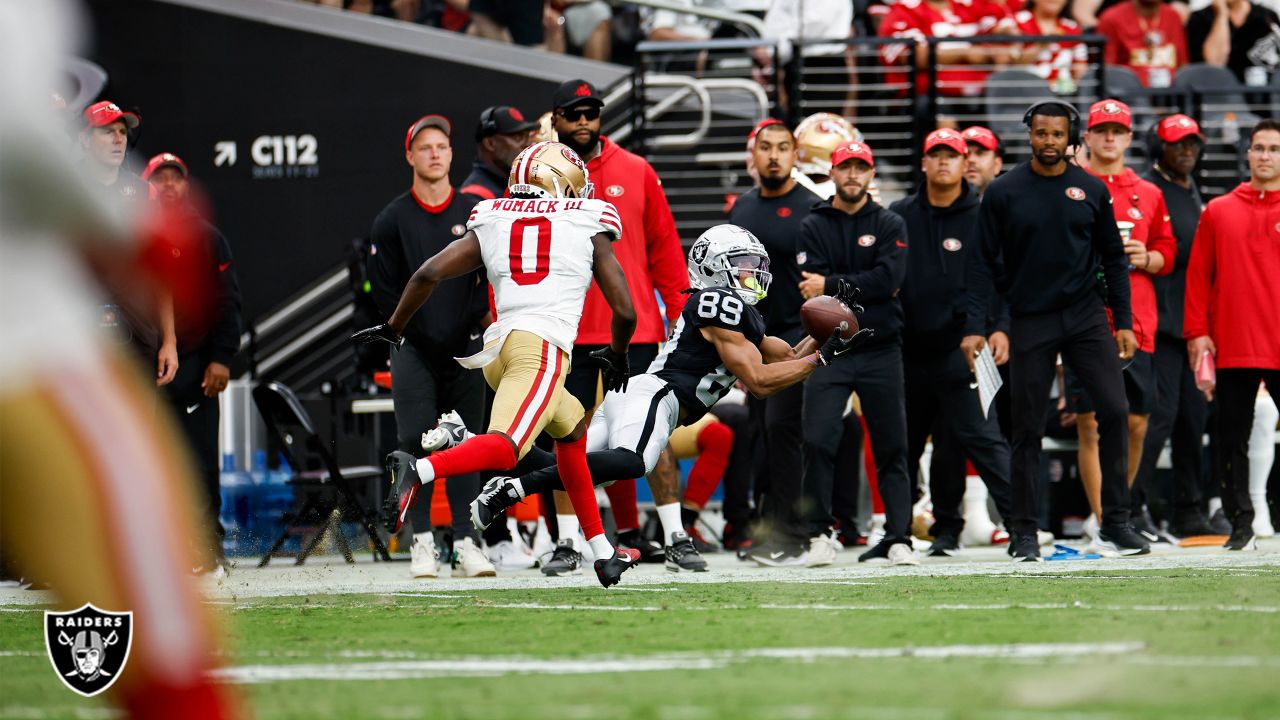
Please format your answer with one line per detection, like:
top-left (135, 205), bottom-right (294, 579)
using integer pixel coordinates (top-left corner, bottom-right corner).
top-left (457, 196), bottom-right (622, 369)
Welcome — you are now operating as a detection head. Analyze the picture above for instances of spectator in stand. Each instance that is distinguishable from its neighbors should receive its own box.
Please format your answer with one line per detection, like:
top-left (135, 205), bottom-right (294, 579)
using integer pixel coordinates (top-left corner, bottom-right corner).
top-left (1187, 0), bottom-right (1280, 86)
top-left (1073, 0), bottom-right (1188, 30)
top-left (752, 0), bottom-right (854, 113)
top-left (1097, 0), bottom-right (1188, 88)
top-left (468, 0), bottom-right (547, 47)
top-left (545, 1), bottom-right (613, 61)
top-left (878, 0), bottom-right (1018, 101)
top-left (1014, 0), bottom-right (1088, 92)
top-left (460, 105), bottom-right (537, 200)
top-left (1184, 119), bottom-right (1280, 551)
top-left (643, 0), bottom-right (722, 41)
top-left (962, 126), bottom-right (1005, 196)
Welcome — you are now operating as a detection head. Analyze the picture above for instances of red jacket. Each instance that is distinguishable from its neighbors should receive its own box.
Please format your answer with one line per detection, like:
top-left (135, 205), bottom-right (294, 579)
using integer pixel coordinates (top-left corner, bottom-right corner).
top-left (1087, 166), bottom-right (1176, 353)
top-left (577, 137), bottom-right (687, 345)
top-left (1184, 182), bottom-right (1280, 370)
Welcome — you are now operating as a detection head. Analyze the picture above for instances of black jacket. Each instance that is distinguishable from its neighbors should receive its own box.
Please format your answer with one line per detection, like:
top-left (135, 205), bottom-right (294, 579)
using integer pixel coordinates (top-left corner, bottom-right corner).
top-left (892, 182), bottom-right (1004, 353)
top-left (797, 198), bottom-right (909, 344)
top-left (1143, 169), bottom-right (1203, 341)
top-left (459, 160), bottom-right (506, 201)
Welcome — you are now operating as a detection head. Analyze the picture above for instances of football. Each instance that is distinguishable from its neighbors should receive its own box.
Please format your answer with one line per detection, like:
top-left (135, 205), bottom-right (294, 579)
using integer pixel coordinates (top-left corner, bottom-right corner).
top-left (801, 295), bottom-right (858, 340)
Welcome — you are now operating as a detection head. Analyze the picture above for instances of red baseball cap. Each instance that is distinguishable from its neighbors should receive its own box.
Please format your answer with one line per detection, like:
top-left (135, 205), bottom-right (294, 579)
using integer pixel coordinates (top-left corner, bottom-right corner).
top-left (961, 126), bottom-right (1000, 152)
top-left (142, 152), bottom-right (189, 181)
top-left (831, 140), bottom-right (874, 169)
top-left (924, 128), bottom-right (968, 156)
top-left (84, 101), bottom-right (139, 129)
top-left (1087, 99), bottom-right (1132, 130)
top-left (405, 114), bottom-right (451, 150)
top-left (747, 118), bottom-right (786, 144)
top-left (1156, 114), bottom-right (1205, 143)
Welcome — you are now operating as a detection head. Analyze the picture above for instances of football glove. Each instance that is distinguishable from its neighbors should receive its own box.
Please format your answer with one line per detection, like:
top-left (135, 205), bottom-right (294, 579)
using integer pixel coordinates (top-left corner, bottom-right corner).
top-left (834, 279), bottom-right (865, 316)
top-left (817, 328), bottom-right (875, 365)
top-left (589, 346), bottom-right (630, 393)
top-left (351, 323), bottom-right (404, 349)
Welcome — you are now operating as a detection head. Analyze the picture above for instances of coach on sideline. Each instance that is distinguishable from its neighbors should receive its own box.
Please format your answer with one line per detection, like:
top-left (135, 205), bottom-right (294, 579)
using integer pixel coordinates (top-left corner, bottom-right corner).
top-left (459, 105), bottom-right (536, 200)
top-left (963, 101), bottom-right (1144, 562)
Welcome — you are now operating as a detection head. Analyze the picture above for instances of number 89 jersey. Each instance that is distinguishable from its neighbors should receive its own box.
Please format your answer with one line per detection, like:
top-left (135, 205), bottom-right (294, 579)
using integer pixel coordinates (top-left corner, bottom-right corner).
top-left (466, 197), bottom-right (622, 360)
top-left (648, 287), bottom-right (766, 421)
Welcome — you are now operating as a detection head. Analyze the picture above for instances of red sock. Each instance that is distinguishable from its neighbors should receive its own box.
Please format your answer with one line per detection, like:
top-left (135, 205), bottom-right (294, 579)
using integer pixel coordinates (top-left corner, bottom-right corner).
top-left (861, 415), bottom-right (884, 514)
top-left (605, 479), bottom-right (639, 532)
top-left (121, 679), bottom-right (242, 720)
top-left (428, 433), bottom-right (516, 478)
top-left (684, 421), bottom-right (733, 509)
top-left (555, 435), bottom-right (605, 539)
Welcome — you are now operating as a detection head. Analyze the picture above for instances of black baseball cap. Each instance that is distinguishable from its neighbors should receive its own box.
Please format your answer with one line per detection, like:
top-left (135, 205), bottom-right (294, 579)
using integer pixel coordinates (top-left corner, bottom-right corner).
top-left (552, 79), bottom-right (604, 111)
top-left (477, 106), bottom-right (539, 141)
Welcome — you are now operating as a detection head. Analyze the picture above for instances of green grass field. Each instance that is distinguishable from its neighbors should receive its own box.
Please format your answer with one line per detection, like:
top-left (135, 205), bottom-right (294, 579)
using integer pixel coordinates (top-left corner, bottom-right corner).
top-left (3, 553), bottom-right (1279, 719)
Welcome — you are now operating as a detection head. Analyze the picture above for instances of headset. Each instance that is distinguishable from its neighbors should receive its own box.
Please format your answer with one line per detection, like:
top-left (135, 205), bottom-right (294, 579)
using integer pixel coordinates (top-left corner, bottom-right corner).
top-left (1144, 117), bottom-right (1205, 176)
top-left (475, 106), bottom-right (499, 143)
top-left (1022, 99), bottom-right (1081, 146)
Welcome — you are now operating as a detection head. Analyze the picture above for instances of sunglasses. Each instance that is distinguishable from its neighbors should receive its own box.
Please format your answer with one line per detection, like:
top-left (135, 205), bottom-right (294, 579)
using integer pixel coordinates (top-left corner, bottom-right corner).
top-left (556, 106), bottom-right (601, 122)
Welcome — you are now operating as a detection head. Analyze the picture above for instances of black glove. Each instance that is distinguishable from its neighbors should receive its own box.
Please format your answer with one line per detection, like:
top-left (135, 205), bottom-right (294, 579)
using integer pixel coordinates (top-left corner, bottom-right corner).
top-left (351, 323), bottom-right (404, 349)
top-left (817, 328), bottom-right (876, 365)
top-left (589, 346), bottom-right (630, 393)
top-left (833, 279), bottom-right (865, 316)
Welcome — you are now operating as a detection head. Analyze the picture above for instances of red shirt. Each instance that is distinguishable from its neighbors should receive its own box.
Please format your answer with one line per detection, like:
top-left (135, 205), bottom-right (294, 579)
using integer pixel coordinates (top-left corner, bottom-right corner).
top-left (1086, 167), bottom-right (1176, 353)
top-left (1014, 10), bottom-right (1086, 81)
top-left (1097, 1), bottom-right (1188, 87)
top-left (1184, 182), bottom-right (1280, 370)
top-left (879, 0), bottom-right (1015, 97)
top-left (577, 137), bottom-right (688, 345)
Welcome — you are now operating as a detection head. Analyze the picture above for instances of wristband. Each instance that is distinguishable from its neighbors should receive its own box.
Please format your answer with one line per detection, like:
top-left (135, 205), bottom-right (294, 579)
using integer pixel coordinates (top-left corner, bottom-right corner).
top-left (806, 353), bottom-right (822, 367)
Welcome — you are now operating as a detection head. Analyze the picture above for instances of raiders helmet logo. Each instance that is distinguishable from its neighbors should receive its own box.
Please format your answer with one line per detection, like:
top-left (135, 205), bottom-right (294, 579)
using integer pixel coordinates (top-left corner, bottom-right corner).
top-left (795, 251), bottom-right (807, 265)
top-left (690, 241), bottom-right (709, 265)
top-left (1065, 187), bottom-right (1086, 201)
top-left (1127, 207), bottom-right (1143, 220)
top-left (605, 185), bottom-right (624, 197)
top-left (776, 207), bottom-right (792, 218)
top-left (858, 234), bottom-right (876, 247)
top-left (942, 238), bottom-right (962, 252)
top-left (45, 604), bottom-right (133, 697)
top-left (451, 224), bottom-right (465, 236)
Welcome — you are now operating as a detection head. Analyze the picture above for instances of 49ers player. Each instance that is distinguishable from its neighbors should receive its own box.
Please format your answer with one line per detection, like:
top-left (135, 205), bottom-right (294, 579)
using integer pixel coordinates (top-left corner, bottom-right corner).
top-left (354, 141), bottom-right (641, 587)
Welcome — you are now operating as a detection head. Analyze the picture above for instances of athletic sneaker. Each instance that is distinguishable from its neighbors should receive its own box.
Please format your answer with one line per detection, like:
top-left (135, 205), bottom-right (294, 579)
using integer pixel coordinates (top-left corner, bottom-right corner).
top-left (1224, 528), bottom-right (1258, 551)
top-left (409, 532), bottom-right (439, 578)
top-left (1081, 513), bottom-right (1099, 542)
top-left (887, 543), bottom-right (919, 566)
top-left (806, 532), bottom-right (840, 568)
top-left (665, 531), bottom-right (708, 572)
top-left (1131, 506), bottom-right (1173, 544)
top-left (595, 547), bottom-right (641, 588)
top-left (748, 540), bottom-right (809, 567)
top-left (383, 450), bottom-right (424, 534)
top-left (617, 529), bottom-right (665, 564)
top-left (540, 539), bottom-right (582, 576)
top-left (1210, 507), bottom-right (1233, 535)
top-left (1168, 510), bottom-right (1216, 538)
top-left (487, 540), bottom-right (537, 571)
top-left (452, 537), bottom-right (496, 577)
top-left (1093, 525), bottom-right (1151, 557)
top-left (1008, 533), bottom-right (1042, 562)
top-left (421, 410), bottom-right (472, 453)
top-left (857, 539), bottom-right (895, 564)
top-left (721, 522), bottom-right (753, 553)
top-left (928, 532), bottom-right (961, 557)
top-left (471, 476), bottom-right (520, 531)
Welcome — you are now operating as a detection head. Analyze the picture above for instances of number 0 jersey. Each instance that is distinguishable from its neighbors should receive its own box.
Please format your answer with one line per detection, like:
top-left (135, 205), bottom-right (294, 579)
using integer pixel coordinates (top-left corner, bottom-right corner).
top-left (648, 287), bottom-right (767, 422)
top-left (458, 196), bottom-right (622, 368)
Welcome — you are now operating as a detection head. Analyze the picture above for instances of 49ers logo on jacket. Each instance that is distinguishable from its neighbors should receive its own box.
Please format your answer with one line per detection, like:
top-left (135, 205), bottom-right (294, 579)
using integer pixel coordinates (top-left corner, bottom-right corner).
top-left (858, 234), bottom-right (876, 247)
top-left (942, 238), bottom-right (962, 252)
top-left (1065, 187), bottom-right (1086, 201)
top-left (776, 206), bottom-right (792, 218)
top-left (605, 185), bottom-right (624, 198)
top-left (1127, 207), bottom-right (1144, 220)
top-left (451, 224), bottom-right (465, 236)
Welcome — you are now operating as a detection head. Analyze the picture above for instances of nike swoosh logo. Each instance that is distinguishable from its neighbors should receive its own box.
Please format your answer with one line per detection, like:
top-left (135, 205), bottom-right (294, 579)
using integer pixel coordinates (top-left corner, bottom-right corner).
top-left (218, 262), bottom-right (231, 272)
top-left (186, 404), bottom-right (200, 414)
top-left (769, 551), bottom-right (785, 560)
top-left (896, 241), bottom-right (908, 248)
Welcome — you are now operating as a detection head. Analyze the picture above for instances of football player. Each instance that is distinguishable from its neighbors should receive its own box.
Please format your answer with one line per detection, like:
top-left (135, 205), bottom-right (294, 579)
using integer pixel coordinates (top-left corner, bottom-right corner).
top-left (467, 224), bottom-right (873, 570)
top-left (353, 141), bottom-right (640, 587)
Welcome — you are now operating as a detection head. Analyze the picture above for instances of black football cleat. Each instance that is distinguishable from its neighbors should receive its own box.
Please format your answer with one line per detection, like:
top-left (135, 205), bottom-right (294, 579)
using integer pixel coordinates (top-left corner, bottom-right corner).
top-left (616, 529), bottom-right (665, 564)
top-left (594, 547), bottom-right (641, 588)
top-left (384, 451), bottom-right (424, 534)
top-left (665, 531), bottom-right (709, 572)
top-left (470, 476), bottom-right (521, 531)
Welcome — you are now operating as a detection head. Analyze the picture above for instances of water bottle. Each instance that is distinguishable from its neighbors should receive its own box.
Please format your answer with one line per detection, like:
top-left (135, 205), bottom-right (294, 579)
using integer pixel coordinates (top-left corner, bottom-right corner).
top-left (1223, 112), bottom-right (1240, 146)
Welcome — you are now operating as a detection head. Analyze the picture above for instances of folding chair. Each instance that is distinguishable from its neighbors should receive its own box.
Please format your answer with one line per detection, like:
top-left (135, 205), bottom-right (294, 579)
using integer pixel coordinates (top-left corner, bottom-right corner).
top-left (252, 381), bottom-right (392, 567)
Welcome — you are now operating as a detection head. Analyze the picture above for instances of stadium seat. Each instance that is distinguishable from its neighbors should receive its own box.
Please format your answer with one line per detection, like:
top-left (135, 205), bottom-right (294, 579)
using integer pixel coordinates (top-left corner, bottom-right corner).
top-left (1102, 65), bottom-right (1150, 111)
top-left (1174, 64), bottom-right (1260, 177)
top-left (252, 381), bottom-right (392, 567)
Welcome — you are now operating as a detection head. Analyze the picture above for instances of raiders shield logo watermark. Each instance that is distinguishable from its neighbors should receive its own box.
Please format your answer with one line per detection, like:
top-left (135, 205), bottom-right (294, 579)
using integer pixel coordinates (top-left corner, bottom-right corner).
top-left (44, 604), bottom-right (133, 697)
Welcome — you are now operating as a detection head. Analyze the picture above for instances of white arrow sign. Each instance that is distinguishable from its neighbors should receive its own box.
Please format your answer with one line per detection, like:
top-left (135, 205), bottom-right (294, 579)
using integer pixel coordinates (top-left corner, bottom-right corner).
top-left (214, 141), bottom-right (237, 167)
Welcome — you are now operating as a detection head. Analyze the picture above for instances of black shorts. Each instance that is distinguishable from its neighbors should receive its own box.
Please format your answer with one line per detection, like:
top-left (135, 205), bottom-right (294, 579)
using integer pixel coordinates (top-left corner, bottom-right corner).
top-left (468, 0), bottom-right (544, 45)
top-left (1064, 349), bottom-right (1155, 416)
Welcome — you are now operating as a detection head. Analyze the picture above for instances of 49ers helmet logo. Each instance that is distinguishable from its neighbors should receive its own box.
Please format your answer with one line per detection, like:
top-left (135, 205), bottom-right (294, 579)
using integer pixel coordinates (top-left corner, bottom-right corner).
top-left (45, 604), bottom-right (133, 697)
top-left (1066, 187), bottom-right (1086, 201)
top-left (561, 147), bottom-right (585, 171)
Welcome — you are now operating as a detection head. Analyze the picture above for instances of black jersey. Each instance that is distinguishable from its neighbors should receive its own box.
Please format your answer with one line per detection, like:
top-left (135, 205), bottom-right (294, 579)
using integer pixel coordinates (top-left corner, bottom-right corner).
top-left (648, 287), bottom-right (767, 422)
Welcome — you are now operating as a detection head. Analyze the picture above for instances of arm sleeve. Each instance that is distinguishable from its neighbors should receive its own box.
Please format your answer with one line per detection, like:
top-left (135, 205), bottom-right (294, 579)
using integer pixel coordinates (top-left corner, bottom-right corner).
top-left (208, 229), bottom-right (243, 366)
top-left (1094, 191), bottom-right (1133, 330)
top-left (1182, 207), bottom-right (1216, 340)
top-left (367, 211), bottom-right (408, 321)
top-left (964, 189), bottom-right (1002, 336)
top-left (824, 212), bottom-right (907, 301)
top-left (1145, 193), bottom-right (1177, 277)
top-left (643, 165), bottom-right (690, 322)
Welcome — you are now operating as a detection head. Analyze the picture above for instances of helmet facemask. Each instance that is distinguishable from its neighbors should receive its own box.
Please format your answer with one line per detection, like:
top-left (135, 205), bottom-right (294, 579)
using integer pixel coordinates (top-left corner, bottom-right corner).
top-left (728, 253), bottom-right (771, 305)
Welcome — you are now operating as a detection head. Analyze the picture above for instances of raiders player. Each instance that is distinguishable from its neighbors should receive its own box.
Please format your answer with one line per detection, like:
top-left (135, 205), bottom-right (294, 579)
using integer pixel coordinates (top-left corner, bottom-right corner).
top-left (467, 224), bottom-right (872, 571)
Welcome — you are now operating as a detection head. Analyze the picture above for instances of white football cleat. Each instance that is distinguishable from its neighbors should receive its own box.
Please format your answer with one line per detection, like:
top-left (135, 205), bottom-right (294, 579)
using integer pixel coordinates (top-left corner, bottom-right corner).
top-left (487, 539), bottom-right (537, 571)
top-left (409, 532), bottom-right (439, 579)
top-left (422, 410), bottom-right (473, 453)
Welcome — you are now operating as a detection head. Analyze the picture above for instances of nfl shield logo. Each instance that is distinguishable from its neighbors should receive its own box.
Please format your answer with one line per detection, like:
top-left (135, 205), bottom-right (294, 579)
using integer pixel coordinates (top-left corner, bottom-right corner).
top-left (44, 604), bottom-right (133, 697)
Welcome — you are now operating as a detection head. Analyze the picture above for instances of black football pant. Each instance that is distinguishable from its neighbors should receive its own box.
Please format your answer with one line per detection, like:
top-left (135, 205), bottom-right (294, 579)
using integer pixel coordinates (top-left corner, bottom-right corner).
top-left (1135, 333), bottom-right (1210, 518)
top-left (904, 347), bottom-right (1016, 537)
top-left (1009, 296), bottom-right (1129, 535)
top-left (391, 341), bottom-right (485, 542)
top-left (1213, 368), bottom-right (1280, 533)
top-left (164, 350), bottom-right (222, 561)
top-left (802, 342), bottom-right (911, 543)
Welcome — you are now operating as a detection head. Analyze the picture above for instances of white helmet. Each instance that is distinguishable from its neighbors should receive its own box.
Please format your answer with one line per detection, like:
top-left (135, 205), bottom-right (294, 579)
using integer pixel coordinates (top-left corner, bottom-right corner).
top-left (687, 224), bottom-right (772, 306)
